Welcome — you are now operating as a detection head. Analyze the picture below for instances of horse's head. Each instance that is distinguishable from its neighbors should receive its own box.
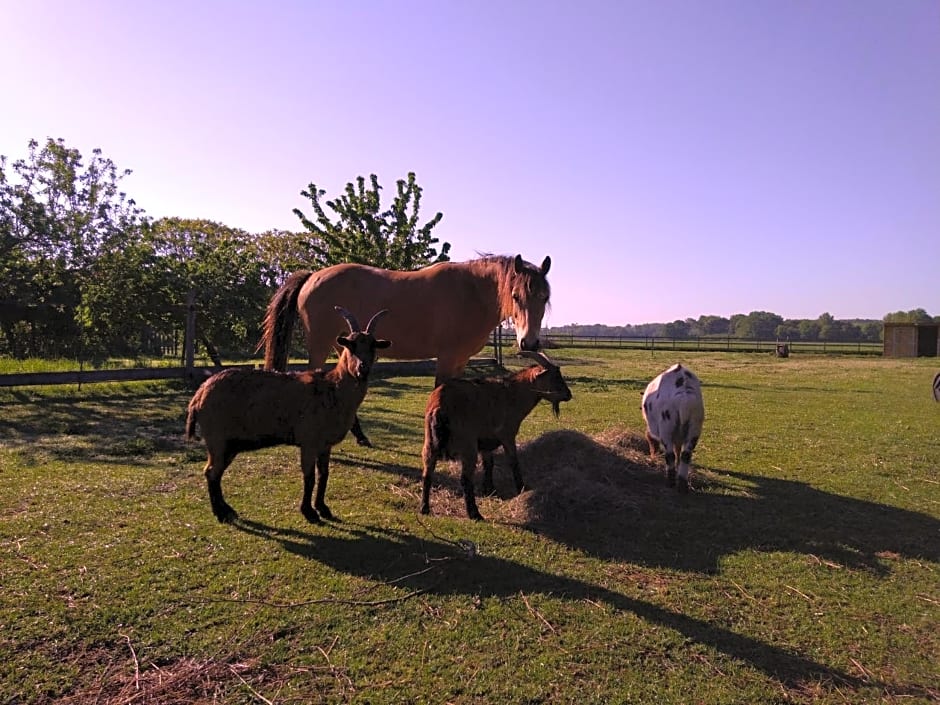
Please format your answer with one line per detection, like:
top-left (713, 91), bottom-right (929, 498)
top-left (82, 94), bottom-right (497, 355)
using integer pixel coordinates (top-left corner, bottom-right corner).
top-left (510, 254), bottom-right (551, 352)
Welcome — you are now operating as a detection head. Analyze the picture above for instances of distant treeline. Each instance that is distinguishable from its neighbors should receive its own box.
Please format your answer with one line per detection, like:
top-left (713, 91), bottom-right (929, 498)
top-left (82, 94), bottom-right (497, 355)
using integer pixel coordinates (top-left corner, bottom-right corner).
top-left (548, 309), bottom-right (938, 342)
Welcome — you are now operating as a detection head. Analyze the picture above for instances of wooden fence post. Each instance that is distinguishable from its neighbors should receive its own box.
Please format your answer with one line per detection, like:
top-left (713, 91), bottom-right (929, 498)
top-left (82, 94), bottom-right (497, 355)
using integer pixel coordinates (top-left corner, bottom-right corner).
top-left (184, 290), bottom-right (196, 380)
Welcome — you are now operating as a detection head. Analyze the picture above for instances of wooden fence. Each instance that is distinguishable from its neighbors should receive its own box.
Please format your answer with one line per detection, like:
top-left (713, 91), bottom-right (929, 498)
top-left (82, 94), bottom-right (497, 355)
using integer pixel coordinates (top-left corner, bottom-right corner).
top-left (0, 331), bottom-right (882, 389)
top-left (542, 334), bottom-right (882, 356)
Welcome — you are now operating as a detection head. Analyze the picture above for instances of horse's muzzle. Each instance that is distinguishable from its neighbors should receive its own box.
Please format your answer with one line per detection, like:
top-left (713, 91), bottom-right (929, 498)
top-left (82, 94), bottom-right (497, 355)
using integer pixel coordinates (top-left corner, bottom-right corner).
top-left (519, 338), bottom-right (541, 352)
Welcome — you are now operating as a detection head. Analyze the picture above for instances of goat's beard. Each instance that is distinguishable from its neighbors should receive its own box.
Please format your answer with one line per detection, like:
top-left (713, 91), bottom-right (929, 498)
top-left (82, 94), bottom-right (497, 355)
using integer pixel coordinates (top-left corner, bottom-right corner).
top-left (551, 400), bottom-right (561, 418)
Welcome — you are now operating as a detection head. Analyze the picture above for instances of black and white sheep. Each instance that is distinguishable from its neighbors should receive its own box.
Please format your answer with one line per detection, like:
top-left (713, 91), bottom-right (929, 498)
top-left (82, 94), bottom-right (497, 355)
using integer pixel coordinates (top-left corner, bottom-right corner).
top-left (185, 307), bottom-right (390, 524)
top-left (641, 363), bottom-right (705, 493)
top-left (420, 350), bottom-right (573, 520)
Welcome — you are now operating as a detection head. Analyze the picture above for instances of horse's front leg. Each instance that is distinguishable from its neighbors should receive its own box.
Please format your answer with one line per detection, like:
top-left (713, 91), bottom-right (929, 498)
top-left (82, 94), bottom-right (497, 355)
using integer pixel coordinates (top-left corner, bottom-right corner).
top-left (434, 356), bottom-right (468, 387)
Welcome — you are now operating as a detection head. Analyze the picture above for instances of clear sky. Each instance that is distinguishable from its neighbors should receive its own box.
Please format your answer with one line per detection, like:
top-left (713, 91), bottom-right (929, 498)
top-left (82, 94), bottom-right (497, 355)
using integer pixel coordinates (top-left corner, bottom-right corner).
top-left (1, 0), bottom-right (937, 326)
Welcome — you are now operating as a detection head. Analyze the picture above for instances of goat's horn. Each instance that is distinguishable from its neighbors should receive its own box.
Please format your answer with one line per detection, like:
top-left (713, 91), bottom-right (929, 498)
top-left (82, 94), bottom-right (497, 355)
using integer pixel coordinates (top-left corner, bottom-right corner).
top-left (334, 306), bottom-right (361, 333)
top-left (365, 309), bottom-right (389, 334)
top-left (518, 350), bottom-right (554, 368)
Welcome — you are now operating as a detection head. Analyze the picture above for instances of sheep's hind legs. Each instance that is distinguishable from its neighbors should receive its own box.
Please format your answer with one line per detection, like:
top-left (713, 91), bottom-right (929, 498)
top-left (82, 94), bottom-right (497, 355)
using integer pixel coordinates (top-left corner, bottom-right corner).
top-left (664, 449), bottom-right (677, 489)
top-left (676, 449), bottom-right (693, 494)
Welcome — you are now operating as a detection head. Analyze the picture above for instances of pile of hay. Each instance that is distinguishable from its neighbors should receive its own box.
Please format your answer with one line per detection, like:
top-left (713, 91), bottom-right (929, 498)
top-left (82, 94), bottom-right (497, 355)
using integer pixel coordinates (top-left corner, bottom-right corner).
top-left (412, 426), bottom-right (674, 528)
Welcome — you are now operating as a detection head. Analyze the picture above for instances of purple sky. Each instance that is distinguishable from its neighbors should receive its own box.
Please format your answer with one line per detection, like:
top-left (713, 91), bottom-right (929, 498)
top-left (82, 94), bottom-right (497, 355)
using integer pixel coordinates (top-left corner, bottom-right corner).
top-left (2, 0), bottom-right (938, 326)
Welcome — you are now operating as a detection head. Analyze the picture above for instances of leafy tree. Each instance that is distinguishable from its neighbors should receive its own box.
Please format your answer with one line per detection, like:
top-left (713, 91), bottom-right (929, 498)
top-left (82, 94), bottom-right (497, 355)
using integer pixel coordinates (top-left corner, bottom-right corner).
top-left (697, 315), bottom-right (730, 336)
top-left (253, 228), bottom-right (323, 287)
top-left (149, 218), bottom-right (270, 357)
top-left (732, 311), bottom-right (784, 339)
top-left (0, 138), bottom-right (147, 357)
top-left (293, 172), bottom-right (450, 270)
top-left (78, 237), bottom-right (168, 357)
top-left (883, 308), bottom-right (933, 323)
top-left (859, 321), bottom-right (882, 342)
top-left (663, 319), bottom-right (691, 338)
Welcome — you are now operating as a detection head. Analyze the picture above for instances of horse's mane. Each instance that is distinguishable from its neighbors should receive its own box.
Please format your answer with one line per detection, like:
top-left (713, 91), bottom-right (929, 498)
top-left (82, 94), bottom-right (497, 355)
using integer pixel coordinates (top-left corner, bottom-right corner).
top-left (465, 254), bottom-right (550, 320)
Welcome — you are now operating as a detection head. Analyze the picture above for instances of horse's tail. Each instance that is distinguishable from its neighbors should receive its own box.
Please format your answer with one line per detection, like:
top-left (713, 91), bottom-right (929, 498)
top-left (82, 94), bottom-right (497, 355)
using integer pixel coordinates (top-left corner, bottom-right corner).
top-left (258, 270), bottom-right (314, 371)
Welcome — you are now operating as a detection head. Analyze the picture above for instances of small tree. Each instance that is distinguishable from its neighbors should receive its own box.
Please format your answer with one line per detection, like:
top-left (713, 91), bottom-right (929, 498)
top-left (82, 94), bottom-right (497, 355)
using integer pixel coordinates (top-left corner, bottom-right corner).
top-left (293, 172), bottom-right (450, 270)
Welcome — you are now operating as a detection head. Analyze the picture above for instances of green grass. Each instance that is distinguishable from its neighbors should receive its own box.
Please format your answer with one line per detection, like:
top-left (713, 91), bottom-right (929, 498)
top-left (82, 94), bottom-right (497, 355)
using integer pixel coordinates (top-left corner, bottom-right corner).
top-left (1, 351), bottom-right (938, 703)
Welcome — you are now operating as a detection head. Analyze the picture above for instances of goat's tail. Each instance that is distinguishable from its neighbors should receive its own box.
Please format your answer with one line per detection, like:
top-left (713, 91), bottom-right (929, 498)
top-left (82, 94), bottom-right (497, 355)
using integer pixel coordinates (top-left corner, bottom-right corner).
top-left (427, 407), bottom-right (451, 458)
top-left (257, 270), bottom-right (313, 371)
top-left (184, 402), bottom-right (198, 441)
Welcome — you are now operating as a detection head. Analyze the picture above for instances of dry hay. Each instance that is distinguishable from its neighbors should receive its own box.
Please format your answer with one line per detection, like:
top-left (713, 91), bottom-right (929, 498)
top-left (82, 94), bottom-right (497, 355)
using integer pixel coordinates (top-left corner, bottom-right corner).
top-left (54, 651), bottom-right (351, 705)
top-left (414, 426), bottom-right (687, 528)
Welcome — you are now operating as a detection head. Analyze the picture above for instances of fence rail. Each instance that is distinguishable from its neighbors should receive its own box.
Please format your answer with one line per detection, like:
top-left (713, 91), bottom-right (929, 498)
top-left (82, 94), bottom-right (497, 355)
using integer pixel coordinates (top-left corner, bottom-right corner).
top-left (0, 358), bottom-right (502, 389)
top-left (542, 334), bottom-right (882, 355)
top-left (0, 333), bottom-right (884, 389)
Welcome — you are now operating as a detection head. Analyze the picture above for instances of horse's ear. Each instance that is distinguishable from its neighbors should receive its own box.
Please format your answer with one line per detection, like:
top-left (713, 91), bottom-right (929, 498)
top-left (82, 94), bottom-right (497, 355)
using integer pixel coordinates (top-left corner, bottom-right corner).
top-left (540, 256), bottom-right (551, 275)
top-left (513, 254), bottom-right (524, 273)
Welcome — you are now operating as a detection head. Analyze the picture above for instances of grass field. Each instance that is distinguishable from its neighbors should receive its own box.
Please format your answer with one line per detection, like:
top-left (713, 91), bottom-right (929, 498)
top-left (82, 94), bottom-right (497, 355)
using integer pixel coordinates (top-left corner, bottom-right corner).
top-left (1, 350), bottom-right (938, 704)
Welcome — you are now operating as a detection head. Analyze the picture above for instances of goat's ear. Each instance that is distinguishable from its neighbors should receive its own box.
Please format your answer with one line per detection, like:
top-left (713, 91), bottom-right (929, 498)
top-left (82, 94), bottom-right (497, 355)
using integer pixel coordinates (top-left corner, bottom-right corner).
top-left (336, 335), bottom-right (353, 350)
top-left (375, 339), bottom-right (391, 349)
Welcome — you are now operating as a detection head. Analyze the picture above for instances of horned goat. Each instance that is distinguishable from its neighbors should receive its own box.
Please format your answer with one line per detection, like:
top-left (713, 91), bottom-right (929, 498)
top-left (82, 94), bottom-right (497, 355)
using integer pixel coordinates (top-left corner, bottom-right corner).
top-left (185, 307), bottom-right (390, 524)
top-left (421, 350), bottom-right (572, 520)
top-left (641, 363), bottom-right (704, 493)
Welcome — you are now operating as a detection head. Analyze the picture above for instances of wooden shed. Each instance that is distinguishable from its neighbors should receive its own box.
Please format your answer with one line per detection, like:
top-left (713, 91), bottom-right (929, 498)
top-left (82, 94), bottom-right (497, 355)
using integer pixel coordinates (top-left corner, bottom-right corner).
top-left (883, 322), bottom-right (940, 357)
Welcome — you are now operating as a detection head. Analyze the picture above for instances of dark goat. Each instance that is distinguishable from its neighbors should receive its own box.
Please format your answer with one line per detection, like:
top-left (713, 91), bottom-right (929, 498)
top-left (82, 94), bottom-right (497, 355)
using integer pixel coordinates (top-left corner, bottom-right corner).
top-left (421, 351), bottom-right (572, 520)
top-left (185, 307), bottom-right (390, 524)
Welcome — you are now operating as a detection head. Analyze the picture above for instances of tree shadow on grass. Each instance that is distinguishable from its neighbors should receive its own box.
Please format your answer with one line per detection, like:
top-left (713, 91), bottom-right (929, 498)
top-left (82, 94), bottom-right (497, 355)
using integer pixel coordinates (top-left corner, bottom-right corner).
top-left (0, 387), bottom-right (190, 463)
top-left (509, 430), bottom-right (939, 575)
top-left (230, 518), bottom-right (934, 698)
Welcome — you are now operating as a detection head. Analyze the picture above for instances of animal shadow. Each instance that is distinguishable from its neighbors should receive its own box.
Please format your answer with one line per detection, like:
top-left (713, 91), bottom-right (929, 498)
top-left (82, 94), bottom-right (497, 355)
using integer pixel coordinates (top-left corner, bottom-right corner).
top-left (510, 430), bottom-right (939, 575)
top-left (232, 518), bottom-right (887, 694)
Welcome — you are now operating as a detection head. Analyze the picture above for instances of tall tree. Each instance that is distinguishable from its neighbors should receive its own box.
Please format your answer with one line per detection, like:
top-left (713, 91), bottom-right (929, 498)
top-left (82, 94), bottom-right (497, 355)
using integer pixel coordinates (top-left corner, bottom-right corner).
top-left (293, 172), bottom-right (450, 270)
top-left (0, 138), bottom-right (148, 357)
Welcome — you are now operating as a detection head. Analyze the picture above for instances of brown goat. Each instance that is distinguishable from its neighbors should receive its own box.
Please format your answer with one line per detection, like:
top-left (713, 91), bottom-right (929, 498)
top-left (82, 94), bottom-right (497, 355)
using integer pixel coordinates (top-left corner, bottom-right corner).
top-left (421, 350), bottom-right (572, 520)
top-left (185, 307), bottom-right (390, 524)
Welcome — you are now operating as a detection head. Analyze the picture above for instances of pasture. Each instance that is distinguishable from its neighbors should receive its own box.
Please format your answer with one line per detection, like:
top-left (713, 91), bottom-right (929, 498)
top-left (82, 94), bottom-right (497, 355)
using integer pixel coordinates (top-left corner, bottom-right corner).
top-left (1, 350), bottom-right (938, 703)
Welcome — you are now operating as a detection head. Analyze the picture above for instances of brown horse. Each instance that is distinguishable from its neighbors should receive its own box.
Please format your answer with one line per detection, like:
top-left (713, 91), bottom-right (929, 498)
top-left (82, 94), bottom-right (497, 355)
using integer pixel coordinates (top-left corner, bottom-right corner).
top-left (260, 254), bottom-right (552, 446)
